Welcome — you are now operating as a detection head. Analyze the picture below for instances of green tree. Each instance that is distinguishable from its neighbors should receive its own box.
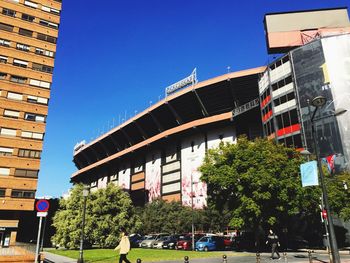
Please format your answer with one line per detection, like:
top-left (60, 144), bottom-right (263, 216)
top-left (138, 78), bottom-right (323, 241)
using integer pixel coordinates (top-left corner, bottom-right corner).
top-left (199, 137), bottom-right (321, 236)
top-left (52, 183), bottom-right (141, 249)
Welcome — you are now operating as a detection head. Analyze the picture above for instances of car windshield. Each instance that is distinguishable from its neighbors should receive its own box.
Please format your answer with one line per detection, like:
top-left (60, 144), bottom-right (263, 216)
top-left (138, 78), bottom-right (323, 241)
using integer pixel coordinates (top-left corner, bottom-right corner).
top-left (145, 235), bottom-right (156, 240)
top-left (198, 237), bottom-right (209, 242)
top-left (159, 236), bottom-right (169, 241)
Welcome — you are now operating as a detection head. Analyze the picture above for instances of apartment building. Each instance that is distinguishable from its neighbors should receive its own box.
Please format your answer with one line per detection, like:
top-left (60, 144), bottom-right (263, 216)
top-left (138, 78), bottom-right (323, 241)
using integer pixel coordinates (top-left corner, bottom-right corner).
top-left (0, 0), bottom-right (61, 247)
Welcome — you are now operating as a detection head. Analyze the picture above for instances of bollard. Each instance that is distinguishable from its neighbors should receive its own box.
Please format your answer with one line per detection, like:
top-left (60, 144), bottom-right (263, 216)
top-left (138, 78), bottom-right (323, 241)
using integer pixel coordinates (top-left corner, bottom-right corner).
top-left (308, 250), bottom-right (312, 263)
top-left (256, 252), bottom-right (261, 263)
top-left (136, 259), bottom-right (142, 263)
top-left (223, 254), bottom-right (227, 263)
top-left (184, 256), bottom-right (189, 263)
top-left (283, 252), bottom-right (288, 263)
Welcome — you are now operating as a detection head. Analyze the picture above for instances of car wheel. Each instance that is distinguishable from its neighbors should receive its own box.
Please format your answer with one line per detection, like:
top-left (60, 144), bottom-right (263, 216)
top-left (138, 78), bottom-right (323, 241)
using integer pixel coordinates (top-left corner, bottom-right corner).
top-left (204, 246), bottom-right (208, 252)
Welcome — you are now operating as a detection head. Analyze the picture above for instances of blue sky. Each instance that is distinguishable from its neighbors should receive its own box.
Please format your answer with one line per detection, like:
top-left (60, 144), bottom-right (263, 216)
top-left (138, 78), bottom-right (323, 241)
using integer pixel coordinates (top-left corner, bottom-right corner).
top-left (36, 1), bottom-right (350, 197)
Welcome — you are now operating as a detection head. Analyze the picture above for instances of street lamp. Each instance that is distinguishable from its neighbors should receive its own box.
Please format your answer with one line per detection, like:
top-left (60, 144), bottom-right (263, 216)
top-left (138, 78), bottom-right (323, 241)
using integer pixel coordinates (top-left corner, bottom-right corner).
top-left (307, 95), bottom-right (347, 263)
top-left (78, 185), bottom-right (89, 263)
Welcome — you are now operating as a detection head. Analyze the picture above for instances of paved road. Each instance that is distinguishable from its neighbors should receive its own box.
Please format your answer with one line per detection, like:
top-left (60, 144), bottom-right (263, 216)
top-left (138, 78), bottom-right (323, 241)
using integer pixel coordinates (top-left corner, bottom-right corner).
top-left (43, 250), bottom-right (350, 263)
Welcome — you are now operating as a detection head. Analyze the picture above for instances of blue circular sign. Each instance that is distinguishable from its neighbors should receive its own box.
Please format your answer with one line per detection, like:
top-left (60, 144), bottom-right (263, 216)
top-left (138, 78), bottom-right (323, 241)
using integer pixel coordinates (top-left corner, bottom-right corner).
top-left (36, 199), bottom-right (50, 212)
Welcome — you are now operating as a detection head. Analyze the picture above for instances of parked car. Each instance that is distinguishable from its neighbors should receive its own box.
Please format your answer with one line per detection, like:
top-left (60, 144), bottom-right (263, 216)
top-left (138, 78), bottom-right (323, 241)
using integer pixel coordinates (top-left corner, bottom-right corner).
top-left (162, 235), bottom-right (181, 249)
top-left (195, 235), bottom-right (225, 251)
top-left (129, 234), bottom-right (144, 248)
top-left (224, 236), bottom-right (235, 249)
top-left (176, 234), bottom-right (204, 250)
top-left (287, 236), bottom-right (309, 250)
top-left (153, 235), bottom-right (180, 249)
top-left (140, 233), bottom-right (169, 248)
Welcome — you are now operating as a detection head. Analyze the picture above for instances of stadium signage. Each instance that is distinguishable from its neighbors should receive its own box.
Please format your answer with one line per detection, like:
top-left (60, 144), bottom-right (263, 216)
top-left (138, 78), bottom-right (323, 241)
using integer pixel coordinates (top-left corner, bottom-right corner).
top-left (74, 140), bottom-right (86, 153)
top-left (165, 68), bottom-right (197, 96)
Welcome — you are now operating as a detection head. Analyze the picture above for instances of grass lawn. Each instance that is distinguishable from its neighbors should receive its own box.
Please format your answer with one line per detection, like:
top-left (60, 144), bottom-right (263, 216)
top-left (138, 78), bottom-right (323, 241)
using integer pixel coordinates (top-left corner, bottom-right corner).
top-left (48, 248), bottom-right (249, 262)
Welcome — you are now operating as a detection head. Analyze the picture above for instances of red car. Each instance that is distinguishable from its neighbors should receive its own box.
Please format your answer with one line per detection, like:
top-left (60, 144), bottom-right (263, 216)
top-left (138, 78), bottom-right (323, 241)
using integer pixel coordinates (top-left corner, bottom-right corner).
top-left (176, 234), bottom-right (204, 250)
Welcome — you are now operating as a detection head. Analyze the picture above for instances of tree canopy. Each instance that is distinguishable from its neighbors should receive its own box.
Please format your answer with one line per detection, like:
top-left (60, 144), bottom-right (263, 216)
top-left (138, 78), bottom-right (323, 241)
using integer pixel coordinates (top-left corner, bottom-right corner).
top-left (199, 136), bottom-right (322, 232)
top-left (52, 183), bottom-right (141, 249)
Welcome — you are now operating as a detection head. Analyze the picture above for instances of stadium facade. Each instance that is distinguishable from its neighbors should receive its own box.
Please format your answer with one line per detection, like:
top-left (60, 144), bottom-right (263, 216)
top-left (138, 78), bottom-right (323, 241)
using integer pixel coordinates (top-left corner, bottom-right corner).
top-left (72, 8), bottom-right (350, 208)
top-left (0, 0), bottom-right (61, 247)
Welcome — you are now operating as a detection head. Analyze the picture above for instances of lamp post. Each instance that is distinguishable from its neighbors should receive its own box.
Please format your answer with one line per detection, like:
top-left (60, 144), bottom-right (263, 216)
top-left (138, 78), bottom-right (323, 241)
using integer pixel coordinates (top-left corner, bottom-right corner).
top-left (307, 96), bottom-right (347, 263)
top-left (78, 185), bottom-right (89, 263)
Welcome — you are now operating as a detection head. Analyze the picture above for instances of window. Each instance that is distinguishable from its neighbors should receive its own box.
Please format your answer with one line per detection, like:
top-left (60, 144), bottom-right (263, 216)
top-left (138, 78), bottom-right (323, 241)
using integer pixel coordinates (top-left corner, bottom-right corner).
top-left (16, 43), bottom-right (30, 52)
top-left (27, 95), bottom-right (48, 105)
top-left (18, 149), bottom-right (41, 158)
top-left (0, 55), bottom-right (8, 64)
top-left (11, 190), bottom-right (35, 198)
top-left (41, 5), bottom-right (60, 15)
top-left (2, 8), bottom-right (16, 17)
top-left (35, 48), bottom-right (54, 57)
top-left (14, 169), bottom-right (38, 178)
top-left (21, 13), bottom-right (35, 22)
top-left (13, 59), bottom-right (28, 68)
top-left (7, 92), bottom-right (23, 100)
top-left (24, 0), bottom-right (38, 8)
top-left (0, 23), bottom-right (14, 32)
top-left (0, 72), bottom-right (7, 79)
top-left (32, 63), bottom-right (53, 74)
top-left (24, 113), bottom-right (45, 122)
top-left (0, 147), bottom-right (13, 156)
top-left (0, 189), bottom-right (5, 197)
top-left (19, 28), bottom-right (33, 37)
top-left (0, 39), bottom-right (10, 47)
top-left (39, 19), bottom-right (59, 29)
top-left (37, 33), bottom-right (56, 44)
top-left (0, 128), bottom-right (16, 137)
top-left (4, 110), bottom-right (20, 119)
top-left (10, 75), bottom-right (27, 84)
top-left (21, 131), bottom-right (44, 140)
top-left (29, 79), bottom-right (50, 89)
top-left (0, 167), bottom-right (10, 176)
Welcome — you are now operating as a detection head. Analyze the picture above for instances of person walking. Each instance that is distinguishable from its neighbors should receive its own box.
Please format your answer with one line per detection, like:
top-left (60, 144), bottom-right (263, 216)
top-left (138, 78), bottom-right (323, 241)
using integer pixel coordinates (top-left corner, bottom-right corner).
top-left (266, 229), bottom-right (281, 260)
top-left (114, 227), bottom-right (131, 263)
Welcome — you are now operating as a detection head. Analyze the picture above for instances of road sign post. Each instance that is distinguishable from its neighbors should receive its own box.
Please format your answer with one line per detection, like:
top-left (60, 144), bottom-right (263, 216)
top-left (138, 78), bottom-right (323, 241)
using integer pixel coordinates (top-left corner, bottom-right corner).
top-left (35, 200), bottom-right (50, 263)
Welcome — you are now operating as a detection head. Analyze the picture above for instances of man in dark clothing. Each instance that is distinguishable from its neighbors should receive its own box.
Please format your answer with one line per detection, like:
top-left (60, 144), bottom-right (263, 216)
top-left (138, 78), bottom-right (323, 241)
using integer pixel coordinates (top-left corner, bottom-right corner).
top-left (266, 229), bottom-right (281, 260)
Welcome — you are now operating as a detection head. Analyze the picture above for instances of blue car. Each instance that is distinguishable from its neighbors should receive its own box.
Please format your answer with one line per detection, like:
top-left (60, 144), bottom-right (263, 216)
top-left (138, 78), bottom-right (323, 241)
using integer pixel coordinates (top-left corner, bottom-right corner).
top-left (195, 236), bottom-right (225, 251)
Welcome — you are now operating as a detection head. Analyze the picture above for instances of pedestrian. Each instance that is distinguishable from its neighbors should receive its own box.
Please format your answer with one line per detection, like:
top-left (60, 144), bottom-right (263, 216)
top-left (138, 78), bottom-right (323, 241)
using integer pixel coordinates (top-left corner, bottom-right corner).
top-left (266, 229), bottom-right (280, 260)
top-left (114, 227), bottom-right (131, 263)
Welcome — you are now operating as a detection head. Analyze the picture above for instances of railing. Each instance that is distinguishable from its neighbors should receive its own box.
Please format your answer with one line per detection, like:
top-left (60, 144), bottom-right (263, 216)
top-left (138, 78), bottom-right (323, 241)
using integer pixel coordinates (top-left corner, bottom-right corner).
top-left (232, 98), bottom-right (260, 117)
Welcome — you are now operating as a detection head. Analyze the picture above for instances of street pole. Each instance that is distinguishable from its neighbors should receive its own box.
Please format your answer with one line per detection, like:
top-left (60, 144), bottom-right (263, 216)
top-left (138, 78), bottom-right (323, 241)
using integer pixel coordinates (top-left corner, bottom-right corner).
top-left (78, 189), bottom-right (88, 263)
top-left (34, 216), bottom-right (43, 263)
top-left (311, 108), bottom-right (341, 263)
top-left (191, 172), bottom-right (195, 251)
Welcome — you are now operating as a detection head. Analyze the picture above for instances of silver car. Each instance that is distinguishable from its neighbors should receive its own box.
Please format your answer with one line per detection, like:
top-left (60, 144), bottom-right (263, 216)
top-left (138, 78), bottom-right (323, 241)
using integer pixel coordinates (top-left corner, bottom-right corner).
top-left (140, 233), bottom-right (169, 248)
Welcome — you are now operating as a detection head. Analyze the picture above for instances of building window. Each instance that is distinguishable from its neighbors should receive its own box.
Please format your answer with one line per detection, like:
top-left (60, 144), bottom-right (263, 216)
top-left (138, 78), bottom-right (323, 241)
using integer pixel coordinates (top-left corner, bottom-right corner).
top-left (10, 75), bottom-right (27, 84)
top-left (18, 28), bottom-right (33, 37)
top-left (7, 92), bottom-right (23, 101)
top-left (0, 39), bottom-right (11, 47)
top-left (24, 113), bottom-right (45, 122)
top-left (0, 128), bottom-right (16, 137)
top-left (3, 109), bottom-right (20, 119)
top-left (0, 189), bottom-right (5, 197)
top-left (21, 13), bottom-right (35, 22)
top-left (37, 33), bottom-right (57, 44)
top-left (35, 48), bottom-right (54, 57)
top-left (2, 8), bottom-right (16, 17)
top-left (0, 23), bottom-right (14, 32)
top-left (18, 149), bottom-right (41, 159)
top-left (0, 147), bottom-right (13, 156)
top-left (29, 79), bottom-right (50, 89)
top-left (41, 5), bottom-right (60, 15)
top-left (13, 59), bottom-right (29, 68)
top-left (32, 63), bottom-right (53, 74)
top-left (0, 55), bottom-right (8, 64)
top-left (0, 167), bottom-right (10, 176)
top-left (21, 131), bottom-right (44, 140)
top-left (39, 19), bottom-right (59, 29)
top-left (14, 169), bottom-right (39, 178)
top-left (27, 95), bottom-right (48, 105)
top-left (11, 190), bottom-right (36, 198)
top-left (24, 0), bottom-right (38, 8)
top-left (0, 72), bottom-right (7, 79)
top-left (16, 43), bottom-right (30, 52)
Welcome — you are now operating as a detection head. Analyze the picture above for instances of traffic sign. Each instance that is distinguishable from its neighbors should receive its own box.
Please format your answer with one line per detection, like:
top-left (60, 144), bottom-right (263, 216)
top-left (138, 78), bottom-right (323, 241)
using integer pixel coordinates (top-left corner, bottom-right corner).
top-left (37, 212), bottom-right (48, 217)
top-left (36, 199), bottom-right (50, 212)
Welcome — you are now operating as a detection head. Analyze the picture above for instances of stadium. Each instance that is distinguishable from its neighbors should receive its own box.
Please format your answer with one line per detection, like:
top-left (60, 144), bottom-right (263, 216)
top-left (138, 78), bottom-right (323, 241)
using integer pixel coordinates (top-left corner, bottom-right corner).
top-left (71, 8), bottom-right (350, 208)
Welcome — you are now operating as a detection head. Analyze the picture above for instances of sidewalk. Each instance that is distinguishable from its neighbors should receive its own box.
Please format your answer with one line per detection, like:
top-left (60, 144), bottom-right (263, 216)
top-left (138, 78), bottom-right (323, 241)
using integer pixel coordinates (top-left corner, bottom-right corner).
top-left (43, 251), bottom-right (76, 263)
